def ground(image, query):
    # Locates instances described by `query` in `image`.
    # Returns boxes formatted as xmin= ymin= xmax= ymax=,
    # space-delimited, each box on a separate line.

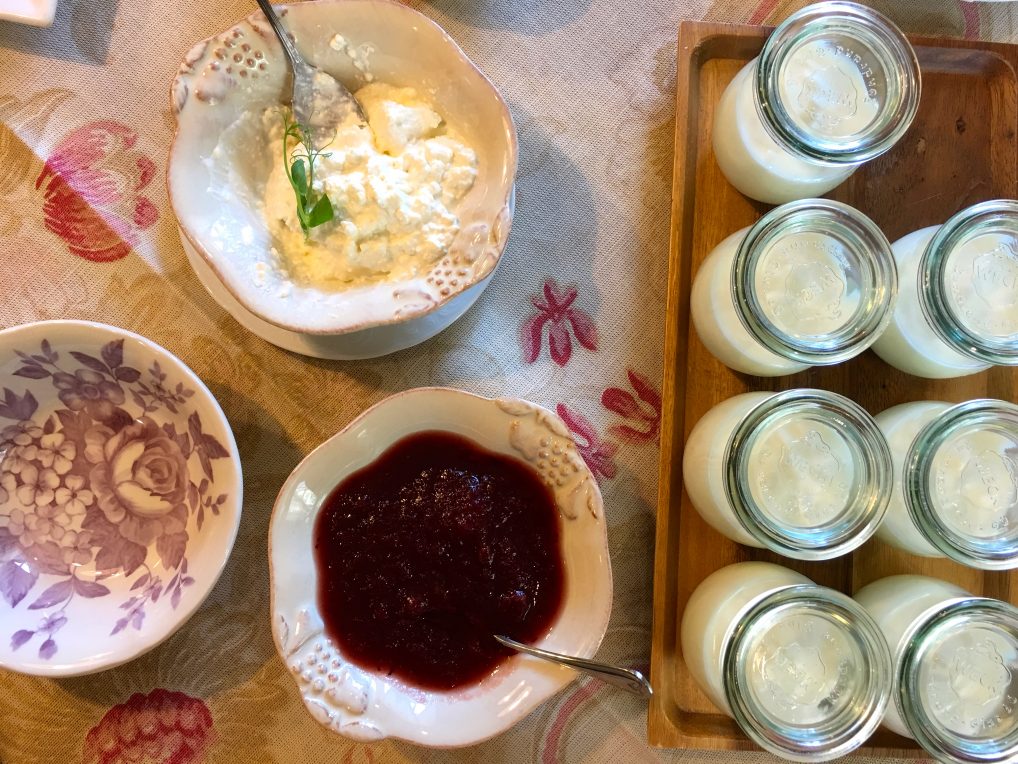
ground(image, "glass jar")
xmin=872 ymin=200 xmax=1018 ymax=378
xmin=691 ymin=199 xmax=897 ymax=377
xmin=682 ymin=561 xmax=891 ymax=761
xmin=854 ymin=575 xmax=1018 ymax=763
xmin=875 ymin=399 xmax=1018 ymax=569
xmin=712 ymin=1 xmax=920 ymax=204
xmin=683 ymin=389 xmax=892 ymax=560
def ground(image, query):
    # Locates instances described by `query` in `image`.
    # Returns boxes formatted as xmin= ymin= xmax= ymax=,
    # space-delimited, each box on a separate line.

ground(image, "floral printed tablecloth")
xmin=1 ymin=0 xmax=1017 ymax=762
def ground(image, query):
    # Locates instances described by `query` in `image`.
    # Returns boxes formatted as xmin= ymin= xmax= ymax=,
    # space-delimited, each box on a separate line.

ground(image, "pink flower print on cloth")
xmin=601 ymin=369 xmax=662 ymax=445
xmin=36 ymin=120 xmax=159 ymax=263
xmin=556 ymin=404 xmax=617 ymax=481
xmin=522 ymin=279 xmax=599 ymax=366
xmin=83 ymin=688 xmax=216 ymax=764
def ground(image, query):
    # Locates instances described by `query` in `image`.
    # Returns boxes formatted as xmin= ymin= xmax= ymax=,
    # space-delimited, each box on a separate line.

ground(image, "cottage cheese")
xmin=262 ymin=84 xmax=478 ymax=286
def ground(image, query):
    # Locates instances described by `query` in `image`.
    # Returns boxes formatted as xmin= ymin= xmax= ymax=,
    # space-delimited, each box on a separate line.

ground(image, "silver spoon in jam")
xmin=494 ymin=634 xmax=653 ymax=697
xmin=255 ymin=0 xmax=366 ymax=147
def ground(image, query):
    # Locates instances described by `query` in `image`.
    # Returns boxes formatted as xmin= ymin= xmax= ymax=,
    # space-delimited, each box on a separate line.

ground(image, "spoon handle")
xmin=254 ymin=0 xmax=304 ymax=73
xmin=494 ymin=635 xmax=653 ymax=698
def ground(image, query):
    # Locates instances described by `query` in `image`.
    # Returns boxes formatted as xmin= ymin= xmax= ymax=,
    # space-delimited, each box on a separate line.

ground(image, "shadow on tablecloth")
xmin=0 ymin=0 xmax=120 ymax=66
xmin=420 ymin=0 xmax=591 ymax=35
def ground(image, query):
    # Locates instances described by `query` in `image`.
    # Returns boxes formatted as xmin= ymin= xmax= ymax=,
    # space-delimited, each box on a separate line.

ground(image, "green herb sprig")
xmin=282 ymin=113 xmax=335 ymax=238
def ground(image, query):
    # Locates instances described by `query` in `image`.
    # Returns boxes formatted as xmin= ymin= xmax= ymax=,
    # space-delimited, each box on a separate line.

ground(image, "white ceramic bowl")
xmin=177 ymin=217 xmax=503 ymax=361
xmin=168 ymin=0 xmax=517 ymax=356
xmin=268 ymin=388 xmax=613 ymax=747
xmin=0 ymin=0 xmax=57 ymax=26
xmin=0 ymin=321 xmax=241 ymax=676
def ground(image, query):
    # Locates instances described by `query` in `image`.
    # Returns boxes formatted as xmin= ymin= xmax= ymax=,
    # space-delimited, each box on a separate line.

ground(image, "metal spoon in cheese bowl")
xmin=494 ymin=634 xmax=653 ymax=697
xmin=254 ymin=0 xmax=365 ymax=146
xmin=169 ymin=1 xmax=518 ymax=359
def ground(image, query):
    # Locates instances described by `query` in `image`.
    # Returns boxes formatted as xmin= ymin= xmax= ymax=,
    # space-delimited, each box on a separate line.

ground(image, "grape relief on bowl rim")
xmin=495 ymin=398 xmax=600 ymax=521
xmin=0 ymin=337 xmax=232 ymax=661
xmin=275 ymin=609 xmax=382 ymax=743
xmin=272 ymin=393 xmax=600 ymax=743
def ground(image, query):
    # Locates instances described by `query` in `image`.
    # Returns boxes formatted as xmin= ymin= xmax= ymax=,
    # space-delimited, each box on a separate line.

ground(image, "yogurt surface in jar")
xmin=683 ymin=389 xmax=892 ymax=559
xmin=682 ymin=562 xmax=891 ymax=761
xmin=875 ymin=400 xmax=1018 ymax=569
xmin=873 ymin=200 xmax=1018 ymax=378
xmin=713 ymin=62 xmax=856 ymax=205
xmin=855 ymin=575 xmax=1018 ymax=763
xmin=712 ymin=2 xmax=920 ymax=204
xmin=690 ymin=199 xmax=897 ymax=377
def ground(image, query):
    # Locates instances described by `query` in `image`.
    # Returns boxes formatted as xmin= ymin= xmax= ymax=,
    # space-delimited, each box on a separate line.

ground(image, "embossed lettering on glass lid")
xmin=758 ymin=1 xmax=920 ymax=162
xmin=735 ymin=199 xmax=897 ymax=365
xmin=900 ymin=599 xmax=1018 ymax=764
xmin=905 ymin=400 xmax=1018 ymax=568
xmin=922 ymin=200 xmax=1018 ymax=365
xmin=725 ymin=586 xmax=891 ymax=761
xmin=727 ymin=389 xmax=893 ymax=558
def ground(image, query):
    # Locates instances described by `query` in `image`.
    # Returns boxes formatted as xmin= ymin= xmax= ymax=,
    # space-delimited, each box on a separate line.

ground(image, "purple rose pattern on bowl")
xmin=0 ymin=334 xmax=233 ymax=668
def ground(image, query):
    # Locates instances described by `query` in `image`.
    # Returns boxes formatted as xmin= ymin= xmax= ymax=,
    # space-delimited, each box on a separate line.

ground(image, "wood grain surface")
xmin=649 ymin=20 xmax=1018 ymax=754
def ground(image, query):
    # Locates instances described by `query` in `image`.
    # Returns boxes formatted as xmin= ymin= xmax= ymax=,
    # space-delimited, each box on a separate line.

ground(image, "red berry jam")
xmin=313 ymin=430 xmax=565 ymax=691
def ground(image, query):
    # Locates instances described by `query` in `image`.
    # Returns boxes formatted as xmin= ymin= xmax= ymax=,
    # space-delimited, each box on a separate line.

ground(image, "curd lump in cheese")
xmin=262 ymin=83 xmax=478 ymax=286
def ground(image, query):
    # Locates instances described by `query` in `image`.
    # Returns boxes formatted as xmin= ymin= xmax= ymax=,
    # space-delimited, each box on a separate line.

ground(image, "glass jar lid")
xmin=899 ymin=598 xmax=1018 ymax=764
xmin=905 ymin=399 xmax=1018 ymax=570
xmin=725 ymin=389 xmax=893 ymax=559
xmin=920 ymin=200 xmax=1018 ymax=366
xmin=756 ymin=1 xmax=921 ymax=164
xmin=733 ymin=199 xmax=898 ymax=365
xmin=724 ymin=585 xmax=891 ymax=762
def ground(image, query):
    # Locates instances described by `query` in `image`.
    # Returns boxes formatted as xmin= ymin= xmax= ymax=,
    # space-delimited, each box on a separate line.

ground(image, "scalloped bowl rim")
xmin=267 ymin=387 xmax=614 ymax=747
xmin=168 ymin=0 xmax=519 ymax=337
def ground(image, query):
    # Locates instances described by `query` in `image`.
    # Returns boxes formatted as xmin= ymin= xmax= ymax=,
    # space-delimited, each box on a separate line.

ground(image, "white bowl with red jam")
xmin=268 ymin=387 xmax=613 ymax=747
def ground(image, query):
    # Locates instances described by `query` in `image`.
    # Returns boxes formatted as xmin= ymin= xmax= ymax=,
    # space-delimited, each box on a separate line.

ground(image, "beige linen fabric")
xmin=0 ymin=0 xmax=1016 ymax=762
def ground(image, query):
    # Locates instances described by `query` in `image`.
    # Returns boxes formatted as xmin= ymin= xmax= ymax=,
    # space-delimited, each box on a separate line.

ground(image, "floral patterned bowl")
xmin=268 ymin=387 xmax=613 ymax=747
xmin=168 ymin=0 xmax=517 ymax=352
xmin=0 ymin=321 xmax=241 ymax=676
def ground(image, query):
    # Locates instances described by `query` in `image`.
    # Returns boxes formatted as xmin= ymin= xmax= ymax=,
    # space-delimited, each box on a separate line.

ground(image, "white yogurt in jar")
xmin=713 ymin=62 xmax=857 ymax=205
xmin=873 ymin=201 xmax=1018 ymax=378
xmin=712 ymin=3 xmax=920 ymax=204
xmin=682 ymin=562 xmax=891 ymax=761
xmin=690 ymin=229 xmax=805 ymax=377
xmin=875 ymin=400 xmax=1018 ymax=568
xmin=874 ymin=400 xmax=950 ymax=556
xmin=690 ymin=199 xmax=897 ymax=377
xmin=682 ymin=562 xmax=811 ymax=712
xmin=683 ymin=389 xmax=892 ymax=559
xmin=855 ymin=575 xmax=1018 ymax=763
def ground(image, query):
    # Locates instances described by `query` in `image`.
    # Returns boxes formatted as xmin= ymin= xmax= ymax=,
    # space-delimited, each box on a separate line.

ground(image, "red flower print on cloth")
xmin=556 ymin=404 xmax=617 ymax=481
xmin=36 ymin=120 xmax=158 ymax=263
xmin=83 ymin=688 xmax=216 ymax=764
xmin=522 ymin=279 xmax=599 ymax=366
xmin=602 ymin=369 xmax=662 ymax=445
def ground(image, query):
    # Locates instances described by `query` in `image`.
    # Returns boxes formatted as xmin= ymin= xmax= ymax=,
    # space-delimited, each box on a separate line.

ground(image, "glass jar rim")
xmin=724 ymin=388 xmax=893 ymax=559
xmin=905 ymin=399 xmax=1018 ymax=569
xmin=724 ymin=584 xmax=892 ymax=762
xmin=755 ymin=1 xmax=921 ymax=164
xmin=919 ymin=199 xmax=1018 ymax=365
xmin=732 ymin=199 xmax=898 ymax=365
xmin=898 ymin=598 xmax=1018 ymax=764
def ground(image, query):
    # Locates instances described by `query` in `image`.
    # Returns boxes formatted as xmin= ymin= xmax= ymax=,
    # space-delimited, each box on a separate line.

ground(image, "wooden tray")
xmin=649 ymin=21 xmax=1018 ymax=755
